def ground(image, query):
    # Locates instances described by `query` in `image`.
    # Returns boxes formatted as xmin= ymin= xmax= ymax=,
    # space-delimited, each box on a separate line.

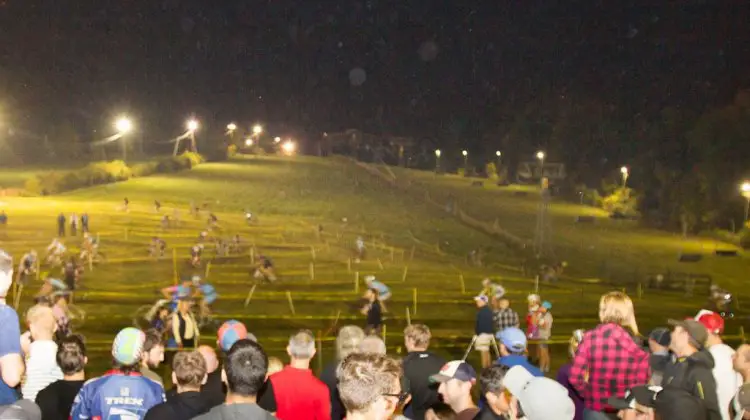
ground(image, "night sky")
xmin=1 ymin=1 xmax=749 ymax=148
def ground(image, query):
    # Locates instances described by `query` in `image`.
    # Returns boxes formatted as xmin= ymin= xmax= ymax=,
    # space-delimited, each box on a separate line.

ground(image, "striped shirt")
xmin=22 ymin=340 xmax=63 ymax=401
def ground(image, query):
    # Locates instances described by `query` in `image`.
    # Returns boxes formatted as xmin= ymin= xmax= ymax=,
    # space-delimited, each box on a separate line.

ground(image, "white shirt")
xmin=22 ymin=340 xmax=63 ymax=401
xmin=709 ymin=343 xmax=742 ymax=420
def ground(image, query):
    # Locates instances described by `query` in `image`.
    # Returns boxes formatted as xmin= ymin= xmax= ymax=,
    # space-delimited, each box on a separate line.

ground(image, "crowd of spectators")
xmin=4 ymin=246 xmax=750 ymax=420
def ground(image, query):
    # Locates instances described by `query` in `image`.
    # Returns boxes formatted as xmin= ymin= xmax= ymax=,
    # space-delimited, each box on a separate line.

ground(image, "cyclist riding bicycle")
xmin=17 ymin=250 xmax=37 ymax=285
xmin=253 ymin=255 xmax=277 ymax=282
xmin=364 ymin=275 xmax=390 ymax=312
xmin=190 ymin=244 xmax=204 ymax=267
xmin=480 ymin=278 xmax=506 ymax=300
xmin=79 ymin=233 xmax=99 ymax=261
xmin=35 ymin=273 xmax=71 ymax=301
xmin=149 ymin=236 xmax=167 ymax=258
xmin=192 ymin=276 xmax=218 ymax=319
xmin=161 ymin=279 xmax=193 ymax=310
xmin=46 ymin=238 xmax=66 ymax=265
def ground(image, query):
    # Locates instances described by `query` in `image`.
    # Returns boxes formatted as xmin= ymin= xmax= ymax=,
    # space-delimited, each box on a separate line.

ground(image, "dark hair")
xmin=479 ymin=365 xmax=507 ymax=395
xmin=143 ymin=329 xmax=163 ymax=352
xmin=57 ymin=334 xmax=86 ymax=375
xmin=224 ymin=339 xmax=268 ymax=396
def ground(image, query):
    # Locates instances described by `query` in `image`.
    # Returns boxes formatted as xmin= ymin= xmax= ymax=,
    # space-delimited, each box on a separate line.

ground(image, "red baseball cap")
xmin=694 ymin=310 xmax=724 ymax=335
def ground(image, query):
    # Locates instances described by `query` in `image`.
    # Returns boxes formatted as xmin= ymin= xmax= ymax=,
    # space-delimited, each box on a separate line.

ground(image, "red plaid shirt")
xmin=569 ymin=323 xmax=650 ymax=412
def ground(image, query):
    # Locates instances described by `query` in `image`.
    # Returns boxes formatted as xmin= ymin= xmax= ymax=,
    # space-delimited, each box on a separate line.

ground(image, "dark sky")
xmin=1 ymin=0 xmax=749 ymax=145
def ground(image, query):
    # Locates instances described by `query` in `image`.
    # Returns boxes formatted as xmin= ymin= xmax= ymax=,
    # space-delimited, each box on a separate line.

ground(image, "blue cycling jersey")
xmin=369 ymin=281 xmax=390 ymax=296
xmin=199 ymin=284 xmax=218 ymax=304
xmin=70 ymin=371 xmax=164 ymax=420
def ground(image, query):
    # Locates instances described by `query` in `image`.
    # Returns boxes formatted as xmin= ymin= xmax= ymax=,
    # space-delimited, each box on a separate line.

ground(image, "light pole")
xmin=245 ymin=138 xmax=254 ymax=147
xmin=434 ymin=149 xmax=441 ymax=173
xmin=536 ymin=151 xmax=545 ymax=184
xmin=495 ymin=150 xmax=502 ymax=177
xmin=115 ymin=117 xmax=133 ymax=162
xmin=620 ymin=166 xmax=629 ymax=188
xmin=274 ymin=136 xmax=281 ymax=144
xmin=462 ymin=150 xmax=468 ymax=174
xmin=187 ymin=119 xmax=199 ymax=153
xmin=741 ymin=182 xmax=750 ymax=222
xmin=226 ymin=123 xmax=237 ymax=144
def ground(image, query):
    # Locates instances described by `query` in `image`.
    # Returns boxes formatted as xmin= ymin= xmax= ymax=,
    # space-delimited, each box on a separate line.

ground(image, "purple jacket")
xmin=556 ymin=363 xmax=584 ymax=420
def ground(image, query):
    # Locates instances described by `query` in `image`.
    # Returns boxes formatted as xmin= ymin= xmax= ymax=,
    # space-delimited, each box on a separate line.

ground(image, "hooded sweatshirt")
xmin=663 ymin=349 xmax=722 ymax=420
xmin=191 ymin=402 xmax=276 ymax=420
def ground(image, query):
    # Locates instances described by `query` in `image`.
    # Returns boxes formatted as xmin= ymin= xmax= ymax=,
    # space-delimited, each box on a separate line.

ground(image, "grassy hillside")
xmin=0 ymin=156 xmax=745 ymax=378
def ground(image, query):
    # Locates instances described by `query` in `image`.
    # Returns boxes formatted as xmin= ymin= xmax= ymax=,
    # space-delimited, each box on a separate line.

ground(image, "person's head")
xmin=142 ymin=329 xmax=165 ymax=368
xmin=359 ymin=335 xmax=387 ymax=355
xmin=733 ymin=344 xmax=750 ymax=374
xmin=267 ymin=357 xmax=284 ymax=375
xmin=191 ymin=275 xmax=202 ymax=286
xmin=217 ymin=320 xmax=249 ymax=353
xmin=609 ymin=385 xmax=706 ymax=420
xmin=482 ymin=278 xmax=491 ymax=287
xmin=287 ymin=329 xmax=316 ymax=361
xmin=527 ymin=294 xmax=540 ymax=311
xmin=365 ymin=275 xmax=376 ymax=286
xmin=337 ymin=352 xmax=403 ymax=420
xmin=404 ymin=324 xmax=431 ymax=352
xmin=541 ymin=301 xmax=552 ymax=312
xmin=425 ymin=402 xmax=456 ymax=420
xmin=599 ymin=291 xmax=639 ymax=335
xmin=26 ymin=304 xmax=57 ymax=341
xmin=497 ymin=298 xmax=510 ymax=310
xmin=569 ymin=329 xmax=585 ymax=358
xmin=503 ymin=365 xmax=575 ymax=419
xmin=365 ymin=288 xmax=379 ymax=302
xmin=694 ymin=310 xmax=724 ymax=339
xmin=668 ymin=319 xmax=707 ymax=356
xmin=474 ymin=295 xmax=488 ymax=308
xmin=197 ymin=345 xmax=219 ymax=373
xmin=733 ymin=383 xmax=750 ymax=420
xmin=222 ymin=339 xmax=268 ymax=397
xmin=112 ymin=327 xmax=146 ymax=373
xmin=53 ymin=293 xmax=68 ymax=307
xmin=0 ymin=249 xmax=13 ymax=298
xmin=497 ymin=327 xmax=527 ymax=356
xmin=156 ymin=307 xmax=169 ymax=320
xmin=647 ymin=328 xmax=671 ymax=353
xmin=171 ymin=351 xmax=207 ymax=392
xmin=480 ymin=366 xmax=511 ymax=415
xmin=57 ymin=334 xmax=87 ymax=377
xmin=336 ymin=325 xmax=366 ymax=360
xmin=431 ymin=360 xmax=477 ymax=408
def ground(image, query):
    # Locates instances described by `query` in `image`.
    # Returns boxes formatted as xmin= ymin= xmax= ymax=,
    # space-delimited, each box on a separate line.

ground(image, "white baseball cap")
xmin=503 ymin=365 xmax=575 ymax=420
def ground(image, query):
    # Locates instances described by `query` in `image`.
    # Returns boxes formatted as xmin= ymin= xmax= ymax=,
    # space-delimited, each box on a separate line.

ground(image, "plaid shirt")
xmin=493 ymin=308 xmax=520 ymax=331
xmin=569 ymin=323 xmax=650 ymax=412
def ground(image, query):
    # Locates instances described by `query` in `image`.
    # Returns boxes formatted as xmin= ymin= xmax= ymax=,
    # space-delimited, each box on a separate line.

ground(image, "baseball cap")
xmin=502 ymin=365 xmax=575 ymax=420
xmin=608 ymin=385 xmax=705 ymax=420
xmin=218 ymin=320 xmax=248 ymax=352
xmin=668 ymin=319 xmax=707 ymax=349
xmin=474 ymin=295 xmax=489 ymax=304
xmin=694 ymin=310 xmax=724 ymax=335
xmin=112 ymin=327 xmax=146 ymax=366
xmin=648 ymin=327 xmax=671 ymax=347
xmin=0 ymin=399 xmax=42 ymax=420
xmin=542 ymin=301 xmax=552 ymax=310
xmin=497 ymin=327 xmax=527 ymax=353
xmin=430 ymin=360 xmax=477 ymax=384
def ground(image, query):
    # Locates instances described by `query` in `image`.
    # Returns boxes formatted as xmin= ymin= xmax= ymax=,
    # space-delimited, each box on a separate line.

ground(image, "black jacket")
xmin=662 ymin=349 xmax=721 ymax=420
xmin=402 ymin=351 xmax=446 ymax=420
xmin=144 ymin=391 xmax=210 ymax=420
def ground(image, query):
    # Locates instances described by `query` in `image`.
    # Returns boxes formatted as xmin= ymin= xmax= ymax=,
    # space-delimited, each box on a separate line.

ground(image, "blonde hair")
xmin=404 ymin=324 xmax=431 ymax=348
xmin=26 ymin=304 xmax=56 ymax=335
xmin=336 ymin=353 xmax=401 ymax=414
xmin=568 ymin=336 xmax=580 ymax=359
xmin=598 ymin=291 xmax=639 ymax=335
xmin=336 ymin=325 xmax=366 ymax=360
xmin=267 ymin=356 xmax=284 ymax=375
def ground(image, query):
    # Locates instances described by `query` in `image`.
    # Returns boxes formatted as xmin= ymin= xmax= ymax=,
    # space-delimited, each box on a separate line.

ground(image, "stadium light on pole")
xmin=434 ymin=149 xmax=441 ymax=172
xmin=115 ymin=117 xmax=133 ymax=162
xmin=227 ymin=123 xmax=237 ymax=132
xmin=274 ymin=136 xmax=281 ymax=143
xmin=741 ymin=181 xmax=750 ymax=222
xmin=281 ymin=140 xmax=296 ymax=154
xmin=186 ymin=119 xmax=199 ymax=153
xmin=495 ymin=150 xmax=502 ymax=173
xmin=245 ymin=138 xmax=254 ymax=147
xmin=252 ymin=124 xmax=263 ymax=135
xmin=462 ymin=149 xmax=468 ymax=172
xmin=536 ymin=151 xmax=545 ymax=184
xmin=620 ymin=166 xmax=629 ymax=188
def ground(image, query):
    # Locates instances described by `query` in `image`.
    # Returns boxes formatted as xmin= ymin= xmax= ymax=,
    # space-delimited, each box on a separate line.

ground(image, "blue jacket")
xmin=475 ymin=306 xmax=494 ymax=334
xmin=71 ymin=370 xmax=165 ymax=420
xmin=495 ymin=355 xmax=544 ymax=377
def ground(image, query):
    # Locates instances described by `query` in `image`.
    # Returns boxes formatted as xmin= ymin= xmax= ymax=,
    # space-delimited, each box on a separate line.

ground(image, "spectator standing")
xmin=478 ymin=366 xmax=511 ymax=419
xmin=359 ymin=336 xmax=386 ymax=355
xmin=362 ymin=288 xmax=383 ymax=335
xmin=608 ymin=384 xmax=706 ymax=420
xmin=474 ymin=295 xmax=495 ymax=369
xmin=556 ymin=330 xmax=585 ymax=420
xmin=696 ymin=310 xmax=742 ymax=420
xmin=730 ymin=383 xmax=750 ymax=420
xmin=141 ymin=330 xmax=165 ymax=386
xmin=71 ymin=328 xmax=165 ymax=420
xmin=733 ymin=344 xmax=750 ymax=383
xmin=646 ymin=327 xmax=671 ymax=386
xmin=401 ymin=324 xmax=446 ymax=420
xmin=503 ymin=365 xmax=576 ymax=420
xmin=261 ymin=330 xmax=330 ymax=420
xmin=0 ymin=250 xmax=24 ymax=405
xmin=0 ymin=211 xmax=7 ymax=226
xmin=69 ymin=214 xmax=78 ymax=237
xmin=495 ymin=327 xmax=543 ymax=377
xmin=193 ymin=339 xmax=275 ymax=420
xmin=144 ymin=351 xmax=210 ymax=420
xmin=431 ymin=360 xmax=479 ymax=420
xmin=337 ymin=353 xmax=404 ymax=420
xmin=56 ymin=214 xmax=65 ymax=237
xmin=537 ymin=301 xmax=554 ymax=373
xmin=21 ymin=305 xmax=63 ymax=402
xmin=569 ymin=291 xmax=650 ymax=420
xmin=172 ymin=298 xmax=199 ymax=349
xmin=197 ymin=345 xmax=224 ymax=408
xmin=35 ymin=335 xmax=86 ymax=420
xmin=80 ymin=213 xmax=89 ymax=234
xmin=526 ymin=294 xmax=541 ymax=364
xmin=665 ymin=318 xmax=721 ymax=420
xmin=493 ymin=297 xmax=519 ymax=334
xmin=320 ymin=325 xmax=365 ymax=420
